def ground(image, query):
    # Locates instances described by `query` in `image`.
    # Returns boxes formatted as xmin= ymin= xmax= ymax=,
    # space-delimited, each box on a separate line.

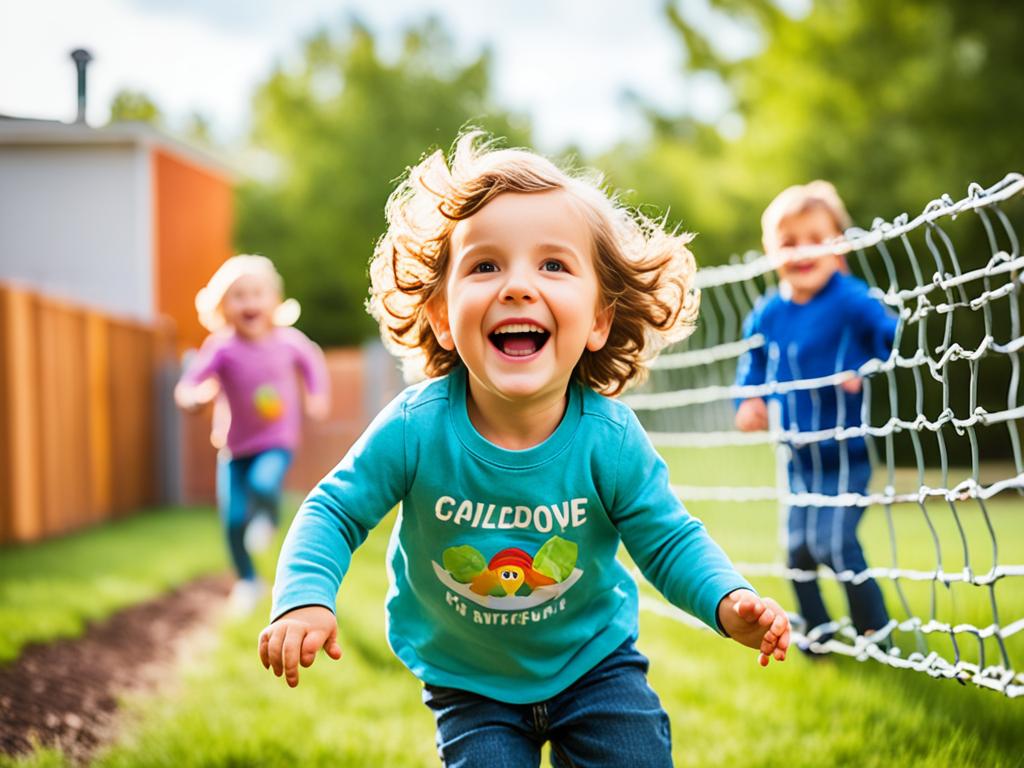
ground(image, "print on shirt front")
xmin=431 ymin=494 xmax=588 ymax=626
xmin=253 ymin=383 xmax=283 ymax=420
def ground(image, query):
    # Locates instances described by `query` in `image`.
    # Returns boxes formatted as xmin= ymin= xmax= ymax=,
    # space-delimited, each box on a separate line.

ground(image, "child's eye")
xmin=541 ymin=260 xmax=565 ymax=272
xmin=472 ymin=262 xmax=498 ymax=274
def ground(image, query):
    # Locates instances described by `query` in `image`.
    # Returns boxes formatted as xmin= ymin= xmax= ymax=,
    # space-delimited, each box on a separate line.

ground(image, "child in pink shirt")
xmin=176 ymin=255 xmax=329 ymax=612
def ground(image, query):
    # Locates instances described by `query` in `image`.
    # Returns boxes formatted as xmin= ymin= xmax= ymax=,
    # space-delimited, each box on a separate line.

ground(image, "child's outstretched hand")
xmin=175 ymin=378 xmax=220 ymax=413
xmin=258 ymin=605 xmax=342 ymax=687
xmin=717 ymin=589 xmax=790 ymax=667
xmin=304 ymin=392 xmax=330 ymax=421
xmin=840 ymin=376 xmax=863 ymax=394
xmin=735 ymin=397 xmax=769 ymax=432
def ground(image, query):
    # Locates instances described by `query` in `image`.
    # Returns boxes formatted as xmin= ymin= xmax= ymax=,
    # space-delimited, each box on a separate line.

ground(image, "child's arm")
xmin=258 ymin=393 xmax=409 ymax=686
xmin=174 ymin=377 xmax=220 ymax=412
xmin=610 ymin=411 xmax=788 ymax=664
xmin=837 ymin=282 xmax=899 ymax=394
xmin=734 ymin=304 xmax=769 ymax=431
xmin=717 ymin=589 xmax=790 ymax=666
xmin=174 ymin=337 xmax=224 ymax=412
xmin=850 ymin=282 xmax=899 ymax=363
xmin=286 ymin=328 xmax=331 ymax=420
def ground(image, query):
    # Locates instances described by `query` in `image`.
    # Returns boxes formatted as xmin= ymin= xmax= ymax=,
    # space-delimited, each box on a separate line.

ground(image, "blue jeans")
xmin=787 ymin=455 xmax=889 ymax=641
xmin=421 ymin=639 xmax=672 ymax=768
xmin=216 ymin=448 xmax=292 ymax=580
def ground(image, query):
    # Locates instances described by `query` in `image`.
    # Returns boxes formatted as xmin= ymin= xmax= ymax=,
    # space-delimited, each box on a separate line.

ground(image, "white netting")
xmin=626 ymin=174 xmax=1024 ymax=697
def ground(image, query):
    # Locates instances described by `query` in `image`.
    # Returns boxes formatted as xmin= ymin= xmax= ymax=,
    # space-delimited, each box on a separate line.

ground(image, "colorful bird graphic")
xmin=468 ymin=547 xmax=556 ymax=596
xmin=441 ymin=537 xmax=577 ymax=599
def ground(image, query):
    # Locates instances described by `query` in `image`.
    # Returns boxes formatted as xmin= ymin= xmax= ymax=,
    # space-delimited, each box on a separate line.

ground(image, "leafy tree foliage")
xmin=108 ymin=88 xmax=164 ymax=125
xmin=236 ymin=18 xmax=531 ymax=346
xmin=602 ymin=0 xmax=1024 ymax=265
xmin=604 ymin=0 xmax=1024 ymax=463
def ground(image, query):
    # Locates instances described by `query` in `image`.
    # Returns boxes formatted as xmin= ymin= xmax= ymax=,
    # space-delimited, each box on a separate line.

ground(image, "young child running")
xmin=259 ymin=134 xmax=790 ymax=767
xmin=735 ymin=181 xmax=897 ymax=651
xmin=176 ymin=255 xmax=329 ymax=614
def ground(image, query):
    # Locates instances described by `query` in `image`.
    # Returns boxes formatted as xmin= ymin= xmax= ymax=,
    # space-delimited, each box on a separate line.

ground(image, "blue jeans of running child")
xmin=786 ymin=451 xmax=889 ymax=645
xmin=216 ymin=448 xmax=292 ymax=581
xmin=422 ymin=639 xmax=672 ymax=768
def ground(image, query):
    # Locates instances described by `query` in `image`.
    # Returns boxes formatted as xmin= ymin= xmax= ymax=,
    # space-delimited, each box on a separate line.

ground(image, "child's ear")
xmin=425 ymin=296 xmax=456 ymax=352
xmin=585 ymin=303 xmax=614 ymax=352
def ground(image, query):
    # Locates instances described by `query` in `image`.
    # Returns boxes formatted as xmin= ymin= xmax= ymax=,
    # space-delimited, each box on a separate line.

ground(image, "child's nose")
xmin=499 ymin=268 xmax=535 ymax=303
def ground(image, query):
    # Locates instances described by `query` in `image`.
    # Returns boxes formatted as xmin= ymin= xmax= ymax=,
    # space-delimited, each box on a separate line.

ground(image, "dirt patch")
xmin=0 ymin=573 xmax=232 ymax=764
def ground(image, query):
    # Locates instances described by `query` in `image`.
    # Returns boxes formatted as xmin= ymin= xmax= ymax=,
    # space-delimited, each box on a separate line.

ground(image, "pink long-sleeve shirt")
xmin=180 ymin=327 xmax=328 ymax=458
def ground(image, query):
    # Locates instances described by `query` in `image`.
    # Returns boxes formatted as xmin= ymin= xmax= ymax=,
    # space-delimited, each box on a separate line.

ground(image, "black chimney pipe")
xmin=70 ymin=48 xmax=93 ymax=124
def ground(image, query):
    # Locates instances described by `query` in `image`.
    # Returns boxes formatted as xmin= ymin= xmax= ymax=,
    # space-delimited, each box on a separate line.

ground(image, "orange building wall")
xmin=151 ymin=148 xmax=234 ymax=355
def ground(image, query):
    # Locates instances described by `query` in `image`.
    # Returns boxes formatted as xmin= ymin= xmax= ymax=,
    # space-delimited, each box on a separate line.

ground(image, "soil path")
xmin=0 ymin=574 xmax=232 ymax=764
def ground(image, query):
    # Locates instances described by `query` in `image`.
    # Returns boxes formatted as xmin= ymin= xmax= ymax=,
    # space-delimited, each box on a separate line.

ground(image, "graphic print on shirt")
xmin=434 ymin=536 xmax=582 ymax=610
xmin=253 ymin=384 xmax=283 ymax=420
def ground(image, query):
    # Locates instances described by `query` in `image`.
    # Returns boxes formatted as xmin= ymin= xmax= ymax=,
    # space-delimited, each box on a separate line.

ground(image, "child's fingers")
xmin=299 ymin=630 xmax=322 ymax=667
xmin=775 ymin=623 xmax=791 ymax=660
xmin=282 ymin=625 xmax=305 ymax=687
xmin=768 ymin=609 xmax=788 ymax=639
xmin=299 ymin=628 xmax=342 ymax=667
xmin=325 ymin=632 xmax=343 ymax=660
xmin=265 ymin=624 xmax=288 ymax=678
xmin=734 ymin=596 xmax=765 ymax=623
xmin=758 ymin=609 xmax=791 ymax=662
xmin=257 ymin=627 xmax=272 ymax=669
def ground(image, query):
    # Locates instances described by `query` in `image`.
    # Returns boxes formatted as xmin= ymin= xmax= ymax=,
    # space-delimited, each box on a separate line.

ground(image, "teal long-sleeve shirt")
xmin=272 ymin=365 xmax=753 ymax=704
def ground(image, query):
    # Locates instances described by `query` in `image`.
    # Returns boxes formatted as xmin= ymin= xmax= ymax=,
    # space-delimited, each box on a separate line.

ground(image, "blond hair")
xmin=367 ymin=132 xmax=700 ymax=395
xmin=194 ymin=254 xmax=300 ymax=332
xmin=761 ymin=180 xmax=852 ymax=254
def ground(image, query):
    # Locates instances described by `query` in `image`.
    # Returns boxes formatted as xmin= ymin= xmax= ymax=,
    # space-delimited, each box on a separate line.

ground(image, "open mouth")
xmin=488 ymin=322 xmax=551 ymax=358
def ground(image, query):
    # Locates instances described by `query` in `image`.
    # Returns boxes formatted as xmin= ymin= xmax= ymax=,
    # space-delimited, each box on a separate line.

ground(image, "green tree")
xmin=107 ymin=89 xmax=163 ymax=126
xmin=236 ymin=17 xmax=532 ymax=346
xmin=608 ymin=0 xmax=1024 ymax=463
xmin=603 ymin=0 xmax=1024 ymax=264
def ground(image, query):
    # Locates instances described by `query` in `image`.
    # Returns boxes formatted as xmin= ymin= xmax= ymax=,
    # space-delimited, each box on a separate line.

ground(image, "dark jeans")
xmin=421 ymin=639 xmax=672 ymax=768
xmin=787 ymin=456 xmax=889 ymax=642
xmin=216 ymin=448 xmax=292 ymax=580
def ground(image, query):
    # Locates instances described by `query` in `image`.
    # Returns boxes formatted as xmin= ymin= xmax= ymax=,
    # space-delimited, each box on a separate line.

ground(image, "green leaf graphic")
xmin=532 ymin=536 xmax=577 ymax=582
xmin=442 ymin=545 xmax=486 ymax=583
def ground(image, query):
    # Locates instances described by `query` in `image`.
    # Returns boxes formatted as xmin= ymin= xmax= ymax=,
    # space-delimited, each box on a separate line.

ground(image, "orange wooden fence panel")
xmin=0 ymin=286 xmax=42 ymax=542
xmin=0 ymin=283 xmax=170 ymax=544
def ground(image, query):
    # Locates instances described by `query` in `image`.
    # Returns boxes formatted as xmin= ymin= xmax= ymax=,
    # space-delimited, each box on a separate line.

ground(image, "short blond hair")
xmin=194 ymin=254 xmax=300 ymax=332
xmin=761 ymin=180 xmax=852 ymax=254
xmin=367 ymin=132 xmax=700 ymax=395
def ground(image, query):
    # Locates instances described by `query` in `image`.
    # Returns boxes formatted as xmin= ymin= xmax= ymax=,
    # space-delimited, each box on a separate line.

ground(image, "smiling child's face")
xmin=772 ymin=204 xmax=845 ymax=304
xmin=428 ymin=189 xmax=613 ymax=406
xmin=222 ymin=272 xmax=279 ymax=340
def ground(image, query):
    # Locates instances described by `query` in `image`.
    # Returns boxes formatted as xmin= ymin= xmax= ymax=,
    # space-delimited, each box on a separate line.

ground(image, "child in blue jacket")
xmin=736 ymin=181 xmax=896 ymax=650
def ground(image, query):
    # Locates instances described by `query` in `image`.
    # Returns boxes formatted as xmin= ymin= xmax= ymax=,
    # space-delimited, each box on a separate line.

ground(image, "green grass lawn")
xmin=0 ymin=507 xmax=226 ymax=663
xmin=2 ymin=450 xmax=1021 ymax=767
xmin=666 ymin=443 xmax=1024 ymax=678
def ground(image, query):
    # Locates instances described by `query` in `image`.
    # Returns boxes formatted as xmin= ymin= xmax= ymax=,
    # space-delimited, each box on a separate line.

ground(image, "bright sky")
xmin=0 ymin=0 xmax=754 ymax=153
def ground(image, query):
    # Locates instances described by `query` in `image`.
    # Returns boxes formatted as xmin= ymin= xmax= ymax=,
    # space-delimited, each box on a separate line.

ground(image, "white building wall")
xmin=0 ymin=144 xmax=153 ymax=319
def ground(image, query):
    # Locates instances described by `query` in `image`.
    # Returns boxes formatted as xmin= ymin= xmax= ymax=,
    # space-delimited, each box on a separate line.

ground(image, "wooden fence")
xmin=0 ymin=283 xmax=172 ymax=544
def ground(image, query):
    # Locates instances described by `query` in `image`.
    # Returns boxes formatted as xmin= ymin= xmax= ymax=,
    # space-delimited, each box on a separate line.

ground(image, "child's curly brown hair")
xmin=367 ymin=132 xmax=700 ymax=396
